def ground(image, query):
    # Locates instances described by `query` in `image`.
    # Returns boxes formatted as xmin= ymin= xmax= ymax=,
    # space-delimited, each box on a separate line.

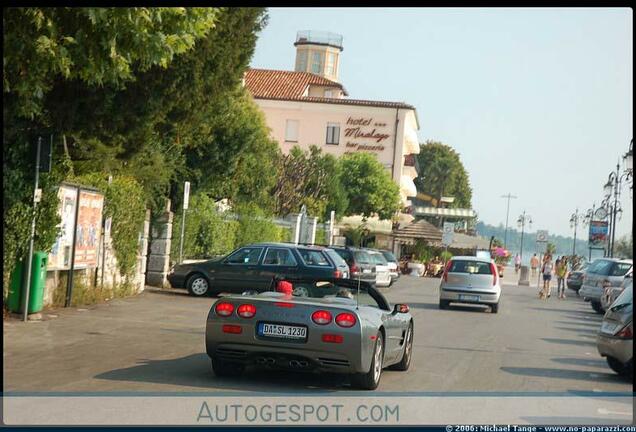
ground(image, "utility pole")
xmin=569 ymin=208 xmax=581 ymax=257
xmin=501 ymin=193 xmax=517 ymax=249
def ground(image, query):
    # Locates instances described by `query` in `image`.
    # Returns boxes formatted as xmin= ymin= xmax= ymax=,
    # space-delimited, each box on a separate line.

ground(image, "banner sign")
xmin=48 ymin=186 xmax=78 ymax=270
xmin=74 ymin=190 xmax=104 ymax=268
xmin=588 ymin=220 xmax=609 ymax=249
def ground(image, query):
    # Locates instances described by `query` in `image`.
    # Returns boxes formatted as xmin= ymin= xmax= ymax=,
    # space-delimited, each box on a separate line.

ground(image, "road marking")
xmin=598 ymin=408 xmax=631 ymax=416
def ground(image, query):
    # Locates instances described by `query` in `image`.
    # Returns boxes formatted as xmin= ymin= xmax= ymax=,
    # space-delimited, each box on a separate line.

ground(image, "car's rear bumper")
xmin=440 ymin=287 xmax=500 ymax=305
xmin=580 ymin=284 xmax=602 ymax=301
xmin=389 ymin=272 xmax=399 ymax=282
xmin=208 ymin=342 xmax=365 ymax=373
xmin=597 ymin=333 xmax=633 ymax=364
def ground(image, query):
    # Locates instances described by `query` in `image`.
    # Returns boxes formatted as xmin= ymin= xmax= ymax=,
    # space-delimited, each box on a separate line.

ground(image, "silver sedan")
xmin=438 ymin=256 xmax=502 ymax=313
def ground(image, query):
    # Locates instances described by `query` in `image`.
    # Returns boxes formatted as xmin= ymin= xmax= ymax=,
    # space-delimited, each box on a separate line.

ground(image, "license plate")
xmin=600 ymin=321 xmax=621 ymax=335
xmin=459 ymin=294 xmax=480 ymax=302
xmin=258 ymin=323 xmax=307 ymax=340
xmin=363 ymin=269 xmax=371 ymax=274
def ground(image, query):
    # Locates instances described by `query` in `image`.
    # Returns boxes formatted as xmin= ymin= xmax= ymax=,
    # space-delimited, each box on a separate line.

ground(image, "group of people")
xmin=538 ymin=254 xmax=569 ymax=300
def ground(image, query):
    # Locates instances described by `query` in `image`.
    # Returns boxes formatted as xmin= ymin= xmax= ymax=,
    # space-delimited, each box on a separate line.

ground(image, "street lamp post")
xmin=603 ymin=158 xmax=630 ymax=258
xmin=569 ymin=209 xmax=584 ymax=257
xmin=501 ymin=193 xmax=517 ymax=249
xmin=517 ymin=211 xmax=532 ymax=261
xmin=583 ymin=203 xmax=596 ymax=261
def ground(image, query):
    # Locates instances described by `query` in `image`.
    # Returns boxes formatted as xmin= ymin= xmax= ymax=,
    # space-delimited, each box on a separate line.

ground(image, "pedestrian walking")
xmin=530 ymin=253 xmax=539 ymax=278
xmin=514 ymin=254 xmax=521 ymax=274
xmin=540 ymin=254 xmax=554 ymax=299
xmin=556 ymin=258 xmax=568 ymax=299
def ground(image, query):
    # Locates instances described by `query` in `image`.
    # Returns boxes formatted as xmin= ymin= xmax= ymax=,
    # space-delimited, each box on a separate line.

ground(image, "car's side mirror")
xmin=393 ymin=304 xmax=409 ymax=314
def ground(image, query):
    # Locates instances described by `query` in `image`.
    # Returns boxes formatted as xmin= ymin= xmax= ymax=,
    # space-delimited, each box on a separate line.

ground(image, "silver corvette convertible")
xmin=205 ymin=278 xmax=414 ymax=390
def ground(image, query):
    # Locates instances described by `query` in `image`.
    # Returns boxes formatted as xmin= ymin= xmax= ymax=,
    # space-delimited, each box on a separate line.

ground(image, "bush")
xmin=234 ymin=203 xmax=284 ymax=247
xmin=171 ymin=193 xmax=237 ymax=260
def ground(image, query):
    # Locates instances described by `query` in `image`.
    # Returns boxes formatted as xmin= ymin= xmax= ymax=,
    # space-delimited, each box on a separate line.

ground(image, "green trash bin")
xmin=7 ymin=259 xmax=25 ymax=313
xmin=6 ymin=252 xmax=47 ymax=314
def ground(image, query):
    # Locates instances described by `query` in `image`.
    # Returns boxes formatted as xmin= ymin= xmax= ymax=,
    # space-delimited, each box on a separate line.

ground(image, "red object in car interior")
xmin=215 ymin=302 xmax=234 ymax=317
xmin=276 ymin=280 xmax=293 ymax=295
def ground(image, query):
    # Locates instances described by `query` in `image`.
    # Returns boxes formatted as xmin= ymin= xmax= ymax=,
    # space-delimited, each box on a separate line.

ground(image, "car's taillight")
xmin=335 ymin=312 xmax=356 ymax=328
xmin=237 ymin=304 xmax=256 ymax=318
xmin=350 ymin=264 xmax=359 ymax=274
xmin=222 ymin=324 xmax=242 ymax=334
xmin=442 ymin=261 xmax=452 ymax=282
xmin=312 ymin=310 xmax=332 ymax=325
xmin=490 ymin=263 xmax=497 ymax=286
xmin=334 ymin=270 xmax=343 ymax=278
xmin=215 ymin=302 xmax=234 ymax=317
xmin=322 ymin=334 xmax=344 ymax=343
xmin=616 ymin=325 xmax=633 ymax=339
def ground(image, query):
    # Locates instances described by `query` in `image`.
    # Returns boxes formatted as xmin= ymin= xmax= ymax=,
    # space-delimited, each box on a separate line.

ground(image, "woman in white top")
xmin=540 ymin=255 xmax=554 ymax=299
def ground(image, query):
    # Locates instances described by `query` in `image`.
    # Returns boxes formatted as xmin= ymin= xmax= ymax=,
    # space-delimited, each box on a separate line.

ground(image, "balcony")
xmin=404 ymin=154 xmax=420 ymax=171
xmin=295 ymin=31 xmax=343 ymax=50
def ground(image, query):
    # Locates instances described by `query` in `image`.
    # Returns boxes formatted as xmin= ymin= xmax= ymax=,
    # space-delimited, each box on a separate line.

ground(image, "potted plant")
xmin=493 ymin=247 xmax=511 ymax=278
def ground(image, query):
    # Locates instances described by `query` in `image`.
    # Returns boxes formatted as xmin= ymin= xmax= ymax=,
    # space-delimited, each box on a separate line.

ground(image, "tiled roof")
xmin=393 ymin=219 xmax=443 ymax=242
xmin=244 ymin=68 xmax=415 ymax=110
xmin=244 ymin=68 xmax=347 ymax=99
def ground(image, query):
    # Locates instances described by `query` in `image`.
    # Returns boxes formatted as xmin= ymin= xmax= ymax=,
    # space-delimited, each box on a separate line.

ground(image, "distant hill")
xmin=475 ymin=221 xmax=597 ymax=260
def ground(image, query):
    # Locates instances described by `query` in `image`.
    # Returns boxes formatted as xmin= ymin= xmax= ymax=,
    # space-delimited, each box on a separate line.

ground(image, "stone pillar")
xmin=136 ymin=209 xmax=151 ymax=292
xmin=146 ymin=200 xmax=173 ymax=288
xmin=518 ymin=265 xmax=530 ymax=286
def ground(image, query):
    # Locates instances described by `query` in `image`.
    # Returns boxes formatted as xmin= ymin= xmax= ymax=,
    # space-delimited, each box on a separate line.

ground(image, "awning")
xmin=402 ymin=164 xmax=417 ymax=180
xmin=392 ymin=219 xmax=442 ymax=245
xmin=338 ymin=215 xmax=394 ymax=235
xmin=403 ymin=127 xmax=420 ymax=155
xmin=429 ymin=232 xmax=491 ymax=250
xmin=400 ymin=175 xmax=417 ymax=198
xmin=413 ymin=207 xmax=477 ymax=218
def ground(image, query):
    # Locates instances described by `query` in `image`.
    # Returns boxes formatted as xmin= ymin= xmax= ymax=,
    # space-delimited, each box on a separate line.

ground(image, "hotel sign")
xmin=344 ymin=117 xmax=391 ymax=153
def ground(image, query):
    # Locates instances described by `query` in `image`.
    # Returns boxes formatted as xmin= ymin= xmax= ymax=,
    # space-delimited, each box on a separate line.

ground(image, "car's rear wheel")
xmin=439 ymin=299 xmax=449 ymax=309
xmin=391 ymin=322 xmax=413 ymax=371
xmin=491 ymin=303 xmax=499 ymax=314
xmin=591 ymin=301 xmax=605 ymax=314
xmin=211 ymin=357 xmax=244 ymax=377
xmin=351 ymin=331 xmax=384 ymax=390
xmin=606 ymin=357 xmax=628 ymax=376
xmin=187 ymin=273 xmax=211 ymax=297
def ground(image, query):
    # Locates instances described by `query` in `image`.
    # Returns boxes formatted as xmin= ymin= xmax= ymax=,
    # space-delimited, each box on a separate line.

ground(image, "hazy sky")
xmin=250 ymin=8 xmax=633 ymax=239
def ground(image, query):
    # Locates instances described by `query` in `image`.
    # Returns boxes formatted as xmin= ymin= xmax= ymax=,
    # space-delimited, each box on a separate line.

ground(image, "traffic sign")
xmin=536 ymin=230 xmax=549 ymax=243
xmin=442 ymin=222 xmax=454 ymax=246
xmin=183 ymin=181 xmax=190 ymax=210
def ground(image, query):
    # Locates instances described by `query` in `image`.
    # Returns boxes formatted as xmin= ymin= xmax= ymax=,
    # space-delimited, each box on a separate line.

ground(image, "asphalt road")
xmin=3 ymin=275 xmax=633 ymax=394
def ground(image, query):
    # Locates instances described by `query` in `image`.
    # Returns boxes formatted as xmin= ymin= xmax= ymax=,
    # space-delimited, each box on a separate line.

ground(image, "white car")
xmin=368 ymin=250 xmax=392 ymax=287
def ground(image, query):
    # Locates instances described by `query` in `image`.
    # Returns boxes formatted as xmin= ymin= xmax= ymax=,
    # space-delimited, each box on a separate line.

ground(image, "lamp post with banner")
xmin=569 ymin=208 xmax=585 ymax=257
xmin=536 ymin=230 xmax=548 ymax=287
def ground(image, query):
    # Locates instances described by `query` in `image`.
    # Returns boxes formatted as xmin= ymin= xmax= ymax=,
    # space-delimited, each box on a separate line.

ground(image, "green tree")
xmin=3 ymin=7 xmax=220 ymax=119
xmin=414 ymin=140 xmax=472 ymax=209
xmin=339 ymin=153 xmax=401 ymax=220
xmin=614 ymin=235 xmax=633 ymax=259
xmin=272 ymin=145 xmax=348 ymax=219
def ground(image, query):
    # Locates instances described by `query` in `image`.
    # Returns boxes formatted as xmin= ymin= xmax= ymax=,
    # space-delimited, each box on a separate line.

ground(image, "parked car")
xmin=566 ymin=262 xmax=589 ymax=292
xmin=597 ymin=281 xmax=633 ymax=378
xmin=379 ymin=250 xmax=400 ymax=284
xmin=330 ymin=246 xmax=377 ymax=285
xmin=601 ymin=271 xmax=632 ymax=312
xmin=367 ymin=250 xmax=392 ymax=288
xmin=167 ymin=243 xmax=349 ymax=297
xmin=439 ymin=256 xmax=501 ymax=313
xmin=579 ymin=258 xmax=633 ymax=314
xmin=205 ymin=277 xmax=414 ymax=390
